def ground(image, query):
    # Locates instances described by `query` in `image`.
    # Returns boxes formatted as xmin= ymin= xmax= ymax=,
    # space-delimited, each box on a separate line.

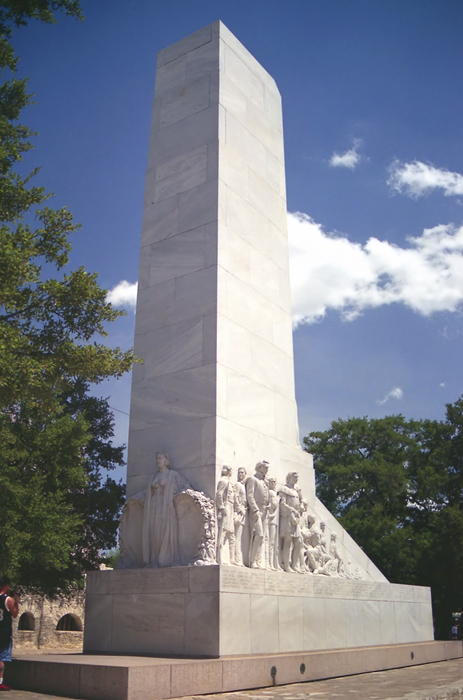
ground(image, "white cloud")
xmin=288 ymin=213 xmax=463 ymax=326
xmin=439 ymin=382 xmax=446 ymax=388
xmin=388 ymin=160 xmax=463 ymax=198
xmin=377 ymin=386 xmax=403 ymax=405
xmin=108 ymin=214 xmax=463 ymax=329
xmin=329 ymin=139 xmax=362 ymax=169
xmin=106 ymin=280 xmax=138 ymax=308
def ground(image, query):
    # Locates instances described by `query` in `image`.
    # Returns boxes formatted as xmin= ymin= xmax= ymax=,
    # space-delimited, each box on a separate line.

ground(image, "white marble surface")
xmin=127 ymin=20 xmax=316 ymax=505
xmin=310 ymin=495 xmax=387 ymax=582
xmin=84 ymin=567 xmax=434 ymax=657
xmin=123 ymin=20 xmax=395 ymax=592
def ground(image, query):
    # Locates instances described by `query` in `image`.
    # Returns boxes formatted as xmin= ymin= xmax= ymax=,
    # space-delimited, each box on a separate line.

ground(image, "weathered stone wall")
xmin=13 ymin=592 xmax=84 ymax=651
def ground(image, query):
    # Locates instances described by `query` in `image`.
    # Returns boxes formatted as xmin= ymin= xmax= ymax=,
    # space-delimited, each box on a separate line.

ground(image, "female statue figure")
xmin=142 ymin=452 xmax=190 ymax=567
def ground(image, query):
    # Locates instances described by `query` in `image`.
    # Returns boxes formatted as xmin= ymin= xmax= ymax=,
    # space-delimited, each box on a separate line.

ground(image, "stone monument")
xmin=84 ymin=20 xmax=434 ymax=657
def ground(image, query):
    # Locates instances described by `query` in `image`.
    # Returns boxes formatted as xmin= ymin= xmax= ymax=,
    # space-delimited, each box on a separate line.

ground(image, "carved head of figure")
xmin=267 ymin=476 xmax=277 ymax=491
xmin=221 ymin=465 xmax=232 ymax=477
xmin=237 ymin=467 xmax=246 ymax=483
xmin=330 ymin=533 xmax=337 ymax=541
xmin=255 ymin=460 xmax=269 ymax=478
xmin=156 ymin=452 xmax=170 ymax=471
xmin=286 ymin=471 xmax=298 ymax=488
xmin=320 ymin=521 xmax=326 ymax=532
xmin=306 ymin=513 xmax=316 ymax=529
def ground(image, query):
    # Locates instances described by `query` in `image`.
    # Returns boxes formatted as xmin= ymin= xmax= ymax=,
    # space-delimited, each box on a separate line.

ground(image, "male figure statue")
xmin=246 ymin=460 xmax=270 ymax=569
xmin=311 ymin=522 xmax=335 ymax=575
xmin=279 ymin=472 xmax=304 ymax=573
xmin=329 ymin=532 xmax=344 ymax=576
xmin=215 ymin=465 xmax=236 ymax=565
xmin=317 ymin=532 xmax=344 ymax=577
xmin=267 ymin=477 xmax=281 ymax=571
xmin=292 ymin=498 xmax=309 ymax=572
xmin=319 ymin=521 xmax=329 ymax=558
xmin=301 ymin=511 xmax=318 ymax=572
xmin=233 ymin=467 xmax=247 ymax=566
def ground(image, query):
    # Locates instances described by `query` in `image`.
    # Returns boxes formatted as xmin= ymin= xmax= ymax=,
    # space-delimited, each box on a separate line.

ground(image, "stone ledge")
xmin=84 ymin=567 xmax=434 ymax=656
xmin=87 ymin=565 xmax=429 ymax=601
xmin=8 ymin=641 xmax=463 ymax=700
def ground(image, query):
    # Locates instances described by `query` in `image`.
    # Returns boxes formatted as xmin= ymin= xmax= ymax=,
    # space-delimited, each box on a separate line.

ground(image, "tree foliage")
xmin=304 ymin=398 xmax=463 ymax=638
xmin=0 ymin=1 xmax=133 ymax=593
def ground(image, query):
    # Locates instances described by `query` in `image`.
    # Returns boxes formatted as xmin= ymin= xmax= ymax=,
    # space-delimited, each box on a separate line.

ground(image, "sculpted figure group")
xmin=214 ymin=460 xmax=362 ymax=578
xmin=119 ymin=452 xmax=362 ymax=578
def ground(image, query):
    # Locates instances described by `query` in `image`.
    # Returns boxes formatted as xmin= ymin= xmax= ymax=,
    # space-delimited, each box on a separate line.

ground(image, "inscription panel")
xmin=264 ymin=571 xmax=314 ymax=597
xmin=313 ymin=576 xmax=349 ymax=598
xmin=218 ymin=567 xmax=429 ymax=603
xmin=108 ymin=567 xmax=190 ymax=595
xmin=220 ymin=566 xmax=265 ymax=593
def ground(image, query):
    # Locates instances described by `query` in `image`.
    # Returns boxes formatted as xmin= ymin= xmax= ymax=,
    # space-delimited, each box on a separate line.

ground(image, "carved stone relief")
xmin=233 ymin=468 xmax=247 ymax=566
xmin=142 ymin=452 xmax=190 ymax=567
xmin=245 ymin=460 xmax=270 ymax=569
xmin=267 ymin=477 xmax=281 ymax=571
xmin=119 ymin=453 xmax=367 ymax=578
xmin=279 ymin=472 xmax=304 ymax=573
xmin=215 ymin=466 xmax=236 ymax=565
xmin=119 ymin=452 xmax=215 ymax=568
xmin=176 ymin=489 xmax=216 ymax=566
xmin=211 ymin=462 xmax=366 ymax=578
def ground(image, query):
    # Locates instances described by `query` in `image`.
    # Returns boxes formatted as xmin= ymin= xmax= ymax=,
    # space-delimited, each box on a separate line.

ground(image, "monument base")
xmin=10 ymin=642 xmax=463 ymax=700
xmin=84 ymin=566 xmax=434 ymax=657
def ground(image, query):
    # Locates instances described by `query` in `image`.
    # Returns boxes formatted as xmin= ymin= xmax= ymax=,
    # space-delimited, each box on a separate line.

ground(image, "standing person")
xmin=0 ymin=577 xmax=19 ymax=692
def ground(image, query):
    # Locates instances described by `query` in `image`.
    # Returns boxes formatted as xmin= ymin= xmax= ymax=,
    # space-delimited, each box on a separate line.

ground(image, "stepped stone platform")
xmin=9 ymin=641 xmax=463 ymax=700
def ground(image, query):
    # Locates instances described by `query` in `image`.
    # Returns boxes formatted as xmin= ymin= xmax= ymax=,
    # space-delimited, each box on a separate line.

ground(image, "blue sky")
xmin=11 ymin=0 xmax=463 ymax=478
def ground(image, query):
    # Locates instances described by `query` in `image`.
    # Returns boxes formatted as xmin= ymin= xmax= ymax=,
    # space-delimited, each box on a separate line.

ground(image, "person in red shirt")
xmin=0 ymin=578 xmax=19 ymax=692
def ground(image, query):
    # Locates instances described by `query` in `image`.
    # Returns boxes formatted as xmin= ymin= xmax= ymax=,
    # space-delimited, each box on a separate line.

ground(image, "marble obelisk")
xmin=84 ymin=22 xmax=434 ymax=658
xmin=122 ymin=20 xmax=391 ymax=578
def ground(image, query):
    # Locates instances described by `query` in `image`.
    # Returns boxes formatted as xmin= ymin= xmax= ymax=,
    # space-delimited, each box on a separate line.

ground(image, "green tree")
xmin=0 ymin=1 xmax=134 ymax=592
xmin=304 ymin=402 xmax=463 ymax=639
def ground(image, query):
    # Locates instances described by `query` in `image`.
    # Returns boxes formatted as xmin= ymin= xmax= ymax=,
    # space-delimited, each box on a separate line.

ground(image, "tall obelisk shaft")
xmin=127 ymin=21 xmax=313 ymax=500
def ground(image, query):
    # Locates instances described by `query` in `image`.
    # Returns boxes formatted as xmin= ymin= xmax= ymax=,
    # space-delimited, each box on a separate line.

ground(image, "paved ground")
xmin=3 ymin=658 xmax=463 ymax=699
